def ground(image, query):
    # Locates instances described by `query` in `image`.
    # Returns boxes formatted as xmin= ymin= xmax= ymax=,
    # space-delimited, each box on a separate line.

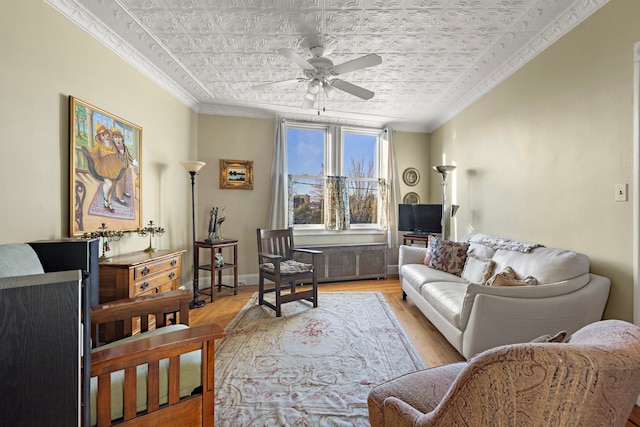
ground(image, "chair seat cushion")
xmin=260 ymin=259 xmax=314 ymax=275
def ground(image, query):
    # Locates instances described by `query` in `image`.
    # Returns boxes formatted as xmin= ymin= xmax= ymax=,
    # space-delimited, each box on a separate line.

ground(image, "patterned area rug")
xmin=214 ymin=292 xmax=426 ymax=426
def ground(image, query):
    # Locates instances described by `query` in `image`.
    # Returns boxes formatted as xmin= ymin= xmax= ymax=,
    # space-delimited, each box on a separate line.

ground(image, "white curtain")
xmin=325 ymin=176 xmax=350 ymax=230
xmin=383 ymin=127 xmax=401 ymax=248
xmin=266 ymin=117 xmax=287 ymax=229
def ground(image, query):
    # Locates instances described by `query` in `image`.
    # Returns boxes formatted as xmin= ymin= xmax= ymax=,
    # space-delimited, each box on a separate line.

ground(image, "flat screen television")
xmin=398 ymin=204 xmax=442 ymax=235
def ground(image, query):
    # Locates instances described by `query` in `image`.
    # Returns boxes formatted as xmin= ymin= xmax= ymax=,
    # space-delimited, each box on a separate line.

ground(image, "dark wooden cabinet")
xmin=0 ymin=270 xmax=83 ymax=426
xmin=28 ymin=238 xmax=98 ymax=427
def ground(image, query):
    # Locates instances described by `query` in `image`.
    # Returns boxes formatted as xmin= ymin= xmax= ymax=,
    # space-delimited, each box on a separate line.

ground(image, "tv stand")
xmin=403 ymin=233 xmax=438 ymax=246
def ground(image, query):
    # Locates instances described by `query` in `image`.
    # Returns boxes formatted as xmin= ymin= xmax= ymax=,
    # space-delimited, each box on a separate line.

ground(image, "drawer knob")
xmin=141 ymin=266 xmax=150 ymax=276
xmin=170 ymin=259 xmax=177 ymax=266
xmin=140 ymin=282 xmax=149 ymax=290
xmin=168 ymin=272 xmax=175 ymax=279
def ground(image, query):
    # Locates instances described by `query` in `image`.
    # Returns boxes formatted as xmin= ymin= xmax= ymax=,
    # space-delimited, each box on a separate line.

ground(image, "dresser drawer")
xmin=133 ymin=268 xmax=179 ymax=296
xmin=99 ymin=249 xmax=185 ymax=304
xmin=133 ymin=255 xmax=180 ymax=280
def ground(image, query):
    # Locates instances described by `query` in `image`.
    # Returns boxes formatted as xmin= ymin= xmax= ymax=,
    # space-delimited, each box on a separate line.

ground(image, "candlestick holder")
xmin=83 ymin=223 xmax=123 ymax=261
xmin=137 ymin=220 xmax=165 ymax=253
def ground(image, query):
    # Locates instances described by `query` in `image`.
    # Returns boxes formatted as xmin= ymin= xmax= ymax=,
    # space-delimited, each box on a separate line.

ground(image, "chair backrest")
xmin=421 ymin=319 xmax=640 ymax=426
xmin=257 ymin=228 xmax=295 ymax=262
xmin=90 ymin=289 xmax=191 ymax=347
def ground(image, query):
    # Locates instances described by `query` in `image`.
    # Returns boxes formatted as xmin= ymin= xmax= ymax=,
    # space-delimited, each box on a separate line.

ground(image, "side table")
xmin=194 ymin=239 xmax=238 ymax=303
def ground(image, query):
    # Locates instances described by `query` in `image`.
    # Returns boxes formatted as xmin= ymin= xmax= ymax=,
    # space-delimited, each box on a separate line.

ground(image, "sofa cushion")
xmin=464 ymin=234 xmax=498 ymax=259
xmin=421 ymin=281 xmax=469 ymax=328
xmin=428 ymin=237 xmax=470 ymax=276
xmin=0 ymin=244 xmax=45 ymax=278
xmin=490 ymin=247 xmax=589 ymax=284
xmin=461 ymin=255 xmax=495 ymax=285
xmin=401 ymin=264 xmax=467 ymax=293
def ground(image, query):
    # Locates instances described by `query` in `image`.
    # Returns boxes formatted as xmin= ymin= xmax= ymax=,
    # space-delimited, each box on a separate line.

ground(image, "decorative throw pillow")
xmin=529 ymin=330 xmax=568 ymax=343
xmin=422 ymin=235 xmax=435 ymax=265
xmin=428 ymin=237 xmax=470 ymax=276
xmin=486 ymin=266 xmax=538 ymax=287
xmin=461 ymin=255 xmax=496 ymax=285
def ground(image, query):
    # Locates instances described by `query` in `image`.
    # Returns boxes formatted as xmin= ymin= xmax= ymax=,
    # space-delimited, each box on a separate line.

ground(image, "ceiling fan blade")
xmin=302 ymin=93 xmax=317 ymax=109
xmin=251 ymin=78 xmax=304 ymax=90
xmin=330 ymin=54 xmax=382 ymax=75
xmin=278 ymin=48 xmax=315 ymax=71
xmin=331 ymin=79 xmax=375 ymax=100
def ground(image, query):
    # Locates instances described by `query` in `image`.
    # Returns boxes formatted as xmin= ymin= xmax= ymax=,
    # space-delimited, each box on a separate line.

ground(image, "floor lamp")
xmin=181 ymin=160 xmax=206 ymax=309
xmin=432 ymin=165 xmax=456 ymax=239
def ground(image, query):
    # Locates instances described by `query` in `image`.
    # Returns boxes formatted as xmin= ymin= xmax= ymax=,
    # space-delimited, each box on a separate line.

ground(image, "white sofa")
xmin=399 ymin=233 xmax=611 ymax=359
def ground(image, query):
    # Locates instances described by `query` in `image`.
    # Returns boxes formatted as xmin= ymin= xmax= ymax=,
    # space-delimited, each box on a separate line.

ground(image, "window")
xmin=286 ymin=122 xmax=385 ymax=230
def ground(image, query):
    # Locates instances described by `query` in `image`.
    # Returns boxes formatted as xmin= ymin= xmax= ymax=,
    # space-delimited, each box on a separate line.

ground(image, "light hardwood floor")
xmin=189 ymin=277 xmax=466 ymax=367
xmin=191 ymin=277 xmax=640 ymax=424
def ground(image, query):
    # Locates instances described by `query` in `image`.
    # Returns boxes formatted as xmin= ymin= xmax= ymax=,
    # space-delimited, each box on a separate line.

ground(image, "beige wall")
xmin=195 ymin=115 xmax=275 ymax=280
xmin=430 ymin=0 xmax=640 ymax=321
xmin=0 ymin=0 xmax=198 ymax=283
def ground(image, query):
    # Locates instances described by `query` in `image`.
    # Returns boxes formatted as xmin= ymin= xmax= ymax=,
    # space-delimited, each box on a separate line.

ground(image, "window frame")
xmin=285 ymin=121 xmax=386 ymax=233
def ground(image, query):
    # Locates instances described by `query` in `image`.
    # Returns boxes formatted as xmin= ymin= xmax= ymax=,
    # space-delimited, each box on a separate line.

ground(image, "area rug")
xmin=214 ymin=292 xmax=427 ymax=426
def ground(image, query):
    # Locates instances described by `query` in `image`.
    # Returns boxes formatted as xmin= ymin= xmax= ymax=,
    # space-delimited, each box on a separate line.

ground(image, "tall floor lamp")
xmin=181 ymin=160 xmax=206 ymax=309
xmin=432 ymin=165 xmax=456 ymax=239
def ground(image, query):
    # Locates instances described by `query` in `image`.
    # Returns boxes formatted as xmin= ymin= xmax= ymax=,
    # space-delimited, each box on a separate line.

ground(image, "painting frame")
xmin=69 ymin=96 xmax=143 ymax=237
xmin=219 ymin=159 xmax=254 ymax=190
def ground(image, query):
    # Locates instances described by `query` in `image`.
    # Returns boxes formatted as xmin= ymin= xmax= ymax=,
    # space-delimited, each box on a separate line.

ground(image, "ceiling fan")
xmin=252 ymin=43 xmax=382 ymax=110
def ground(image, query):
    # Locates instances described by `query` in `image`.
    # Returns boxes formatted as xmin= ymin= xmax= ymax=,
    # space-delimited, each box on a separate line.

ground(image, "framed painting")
xmin=219 ymin=159 xmax=254 ymax=190
xmin=69 ymin=96 xmax=142 ymax=236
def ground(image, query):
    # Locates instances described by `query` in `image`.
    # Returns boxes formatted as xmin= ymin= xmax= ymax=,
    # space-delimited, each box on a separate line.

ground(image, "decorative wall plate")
xmin=402 ymin=167 xmax=420 ymax=186
xmin=403 ymin=192 xmax=420 ymax=204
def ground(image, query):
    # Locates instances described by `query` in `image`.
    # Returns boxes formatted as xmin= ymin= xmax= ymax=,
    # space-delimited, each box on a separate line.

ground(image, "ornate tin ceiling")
xmin=47 ymin=0 xmax=607 ymax=132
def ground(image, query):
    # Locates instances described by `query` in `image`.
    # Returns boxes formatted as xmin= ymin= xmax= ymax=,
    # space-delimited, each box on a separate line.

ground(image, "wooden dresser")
xmin=99 ymin=249 xmax=186 ymax=303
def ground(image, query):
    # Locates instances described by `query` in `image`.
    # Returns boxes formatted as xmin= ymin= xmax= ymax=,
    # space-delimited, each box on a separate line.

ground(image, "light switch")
xmin=615 ymin=183 xmax=628 ymax=202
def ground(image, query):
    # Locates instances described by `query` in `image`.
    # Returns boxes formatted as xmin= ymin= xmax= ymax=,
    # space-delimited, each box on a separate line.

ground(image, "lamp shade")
xmin=181 ymin=160 xmax=206 ymax=173
xmin=432 ymin=165 xmax=456 ymax=181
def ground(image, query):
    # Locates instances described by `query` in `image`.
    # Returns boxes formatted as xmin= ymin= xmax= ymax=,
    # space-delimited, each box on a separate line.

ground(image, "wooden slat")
xmin=123 ymin=367 xmax=137 ymax=420
xmin=147 ymin=360 xmax=160 ymax=412
xmin=168 ymin=356 xmax=181 ymax=405
xmin=97 ymin=374 xmax=111 ymax=427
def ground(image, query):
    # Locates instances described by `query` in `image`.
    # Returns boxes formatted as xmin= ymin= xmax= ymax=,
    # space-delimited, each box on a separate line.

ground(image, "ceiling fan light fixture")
xmin=323 ymin=81 xmax=336 ymax=97
xmin=307 ymin=79 xmax=321 ymax=94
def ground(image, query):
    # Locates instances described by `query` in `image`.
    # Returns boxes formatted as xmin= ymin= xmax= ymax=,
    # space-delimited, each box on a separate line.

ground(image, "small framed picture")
xmin=402 ymin=167 xmax=420 ymax=186
xmin=219 ymin=159 xmax=254 ymax=190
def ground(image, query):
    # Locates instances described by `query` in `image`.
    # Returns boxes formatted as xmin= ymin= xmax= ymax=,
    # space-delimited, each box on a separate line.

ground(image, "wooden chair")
xmin=256 ymin=227 xmax=322 ymax=317
xmin=89 ymin=289 xmax=225 ymax=426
